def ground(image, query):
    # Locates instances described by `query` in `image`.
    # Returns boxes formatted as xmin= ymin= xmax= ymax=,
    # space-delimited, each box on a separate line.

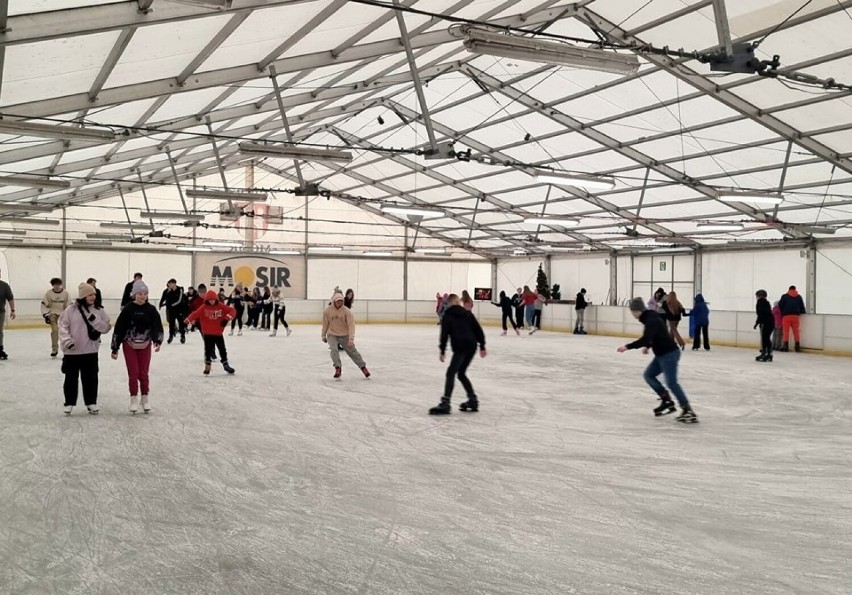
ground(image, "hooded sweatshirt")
xmin=322 ymin=298 xmax=355 ymax=339
xmin=112 ymin=300 xmax=165 ymax=353
xmin=494 ymin=292 xmax=513 ymax=314
xmin=779 ymin=288 xmax=806 ymax=316
xmin=626 ymin=310 xmax=677 ymax=357
xmin=440 ymin=304 xmax=486 ymax=355
xmin=689 ymin=294 xmax=709 ymax=327
xmin=58 ymin=299 xmax=112 ymax=355
xmin=185 ymin=291 xmax=236 ymax=336
xmin=41 ymin=287 xmax=69 ymax=316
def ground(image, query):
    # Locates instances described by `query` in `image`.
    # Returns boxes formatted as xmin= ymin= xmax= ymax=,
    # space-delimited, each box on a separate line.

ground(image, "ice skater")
xmin=41 ymin=277 xmax=69 ymax=358
xmin=121 ymin=272 xmax=143 ymax=309
xmin=430 ymin=293 xmax=487 ymax=415
xmin=112 ymin=280 xmax=164 ymax=413
xmin=0 ymin=268 xmax=16 ymax=360
xmin=494 ymin=290 xmax=519 ymax=335
xmin=321 ymin=291 xmax=369 ymax=380
xmin=778 ymin=285 xmax=806 ymax=352
xmin=617 ymin=297 xmax=698 ymax=423
xmin=754 ymin=290 xmax=775 ymax=363
xmin=58 ymin=283 xmax=111 ymax=415
xmin=689 ymin=293 xmax=710 ymax=351
xmin=185 ymin=290 xmax=236 ymax=375
xmin=158 ymin=278 xmax=187 ymax=344
xmin=574 ymin=288 xmax=588 ymax=335
xmin=269 ymin=287 xmax=291 ymax=337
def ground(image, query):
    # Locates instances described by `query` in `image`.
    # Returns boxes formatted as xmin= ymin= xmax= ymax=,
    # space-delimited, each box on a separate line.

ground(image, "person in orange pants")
xmin=778 ymin=285 xmax=806 ymax=352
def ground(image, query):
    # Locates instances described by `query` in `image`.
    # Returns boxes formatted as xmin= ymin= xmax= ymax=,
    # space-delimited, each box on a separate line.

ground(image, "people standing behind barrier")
xmin=662 ymin=290 xmax=686 ymax=351
xmin=688 ymin=294 xmax=710 ymax=351
xmin=41 ymin=277 xmax=70 ymax=358
xmin=778 ymin=285 xmax=806 ymax=352
xmin=437 ymin=293 xmax=450 ymax=324
xmin=159 ymin=278 xmax=187 ymax=344
xmin=574 ymin=288 xmax=588 ymax=335
xmin=494 ymin=290 xmax=520 ymax=336
xmin=461 ymin=289 xmax=474 ymax=312
xmin=532 ymin=291 xmax=547 ymax=331
xmin=227 ymin=285 xmax=245 ymax=336
xmin=521 ymin=286 xmax=537 ymax=330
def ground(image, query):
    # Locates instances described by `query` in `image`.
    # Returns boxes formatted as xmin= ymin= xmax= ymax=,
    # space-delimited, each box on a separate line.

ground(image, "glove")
xmin=220 ymin=318 xmax=230 ymax=328
xmin=43 ymin=314 xmax=51 ymax=324
xmin=753 ymin=323 xmax=759 ymax=330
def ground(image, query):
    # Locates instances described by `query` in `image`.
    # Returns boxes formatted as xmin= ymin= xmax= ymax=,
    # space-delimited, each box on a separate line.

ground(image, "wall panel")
xmin=702 ymin=249 xmax=806 ymax=311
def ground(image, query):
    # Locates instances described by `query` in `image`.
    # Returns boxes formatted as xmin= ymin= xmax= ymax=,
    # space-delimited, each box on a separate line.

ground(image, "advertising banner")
xmin=195 ymin=252 xmax=306 ymax=298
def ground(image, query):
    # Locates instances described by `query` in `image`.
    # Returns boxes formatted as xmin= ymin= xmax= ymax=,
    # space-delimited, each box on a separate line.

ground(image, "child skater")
xmin=321 ymin=291 xmax=369 ymax=380
xmin=269 ymin=287 xmax=292 ymax=337
xmin=431 ymin=293 xmax=487 ymax=415
xmin=111 ymin=280 xmax=164 ymax=414
xmin=771 ymin=301 xmax=783 ymax=351
xmin=617 ymin=297 xmax=698 ymax=423
xmin=185 ymin=289 xmax=236 ymax=375
xmin=754 ymin=290 xmax=775 ymax=362
xmin=494 ymin=290 xmax=520 ymax=335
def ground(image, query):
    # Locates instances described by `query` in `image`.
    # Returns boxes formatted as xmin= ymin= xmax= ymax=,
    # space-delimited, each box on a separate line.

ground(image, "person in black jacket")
xmin=778 ymin=285 xmax=806 ymax=352
xmin=754 ymin=290 xmax=775 ymax=363
xmin=86 ymin=278 xmax=103 ymax=309
xmin=513 ymin=287 xmax=524 ymax=330
xmin=431 ymin=294 xmax=487 ymax=415
xmin=574 ymin=288 xmax=588 ymax=335
xmin=158 ymin=278 xmax=187 ymax=344
xmin=121 ymin=272 xmax=143 ymax=309
xmin=493 ymin=290 xmax=520 ymax=335
xmin=617 ymin=297 xmax=697 ymax=423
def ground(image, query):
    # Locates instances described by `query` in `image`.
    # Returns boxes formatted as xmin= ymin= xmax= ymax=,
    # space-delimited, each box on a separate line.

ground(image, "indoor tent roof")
xmin=1 ymin=0 xmax=852 ymax=256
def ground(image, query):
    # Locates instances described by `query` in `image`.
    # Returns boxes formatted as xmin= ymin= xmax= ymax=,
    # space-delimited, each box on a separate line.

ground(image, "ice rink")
xmin=1 ymin=323 xmax=850 ymax=594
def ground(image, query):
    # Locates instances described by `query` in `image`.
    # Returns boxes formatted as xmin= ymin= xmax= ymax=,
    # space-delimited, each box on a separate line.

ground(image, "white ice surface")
xmin=0 ymin=324 xmax=850 ymax=594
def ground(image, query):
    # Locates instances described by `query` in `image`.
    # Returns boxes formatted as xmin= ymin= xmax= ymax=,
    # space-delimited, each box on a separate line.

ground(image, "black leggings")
xmin=692 ymin=324 xmax=709 ymax=350
xmin=231 ymin=305 xmax=244 ymax=330
xmin=203 ymin=334 xmax=228 ymax=364
xmin=167 ymin=308 xmax=187 ymax=338
xmin=760 ymin=323 xmax=774 ymax=353
xmin=273 ymin=305 xmax=289 ymax=330
xmin=62 ymin=353 xmax=99 ymax=406
xmin=501 ymin=310 xmax=517 ymax=331
xmin=444 ymin=349 xmax=476 ymax=400
xmin=514 ymin=306 xmax=524 ymax=328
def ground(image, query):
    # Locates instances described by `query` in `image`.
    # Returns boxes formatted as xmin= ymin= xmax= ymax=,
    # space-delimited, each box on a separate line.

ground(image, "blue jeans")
xmin=643 ymin=349 xmax=690 ymax=408
xmin=525 ymin=305 xmax=535 ymax=327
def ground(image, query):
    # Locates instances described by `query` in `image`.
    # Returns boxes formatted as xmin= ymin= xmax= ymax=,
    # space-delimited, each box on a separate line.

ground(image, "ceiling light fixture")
xmin=308 ymin=246 xmax=343 ymax=252
xmin=86 ymin=233 xmax=132 ymax=241
xmin=414 ymin=248 xmax=448 ymax=254
xmin=140 ymin=211 xmax=206 ymax=222
xmin=0 ymin=175 xmax=71 ymax=189
xmin=524 ymin=217 xmax=580 ymax=227
xmin=172 ymin=0 xmax=233 ymax=8
xmin=202 ymin=241 xmax=244 ymax=248
xmin=717 ymin=191 xmax=784 ymax=205
xmin=269 ymin=250 xmax=302 ymax=255
xmin=462 ymin=28 xmax=640 ymax=75
xmin=0 ymin=216 xmax=60 ymax=226
xmin=532 ymin=171 xmax=616 ymax=190
xmin=380 ymin=205 xmax=445 ymax=218
xmin=0 ymin=203 xmax=55 ymax=213
xmin=100 ymin=222 xmax=143 ymax=229
xmin=0 ymin=120 xmax=116 ymax=142
xmin=0 ymin=229 xmax=26 ymax=236
xmin=240 ymin=142 xmax=353 ymax=163
xmin=176 ymin=246 xmax=213 ymax=252
xmin=363 ymin=251 xmax=394 ymax=256
xmin=696 ymin=222 xmax=744 ymax=232
xmin=186 ymin=189 xmax=268 ymax=202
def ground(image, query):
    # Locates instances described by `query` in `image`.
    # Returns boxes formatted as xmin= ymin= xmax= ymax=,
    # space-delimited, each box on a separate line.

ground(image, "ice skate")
xmin=795 ymin=342 xmax=802 ymax=353
xmin=755 ymin=351 xmax=767 ymax=362
xmin=0 ymin=348 xmax=8 ymax=360
xmin=429 ymin=397 xmax=451 ymax=415
xmin=87 ymin=405 xmax=99 ymax=415
xmin=210 ymin=354 xmax=217 ymax=362
xmin=203 ymin=361 xmax=211 ymax=375
xmin=51 ymin=351 xmax=57 ymax=358
xmin=501 ymin=330 xmax=507 ymax=336
xmin=63 ymin=405 xmax=73 ymax=415
xmin=229 ymin=329 xmax=234 ymax=336
xmin=333 ymin=366 xmax=342 ymax=380
xmin=676 ymin=409 xmax=698 ymax=424
xmin=180 ymin=335 xmax=186 ymax=344
xmin=237 ymin=329 xmax=243 ymax=336
xmin=286 ymin=328 xmax=292 ymax=337
xmin=141 ymin=395 xmax=151 ymax=413
xmin=222 ymin=362 xmax=235 ymax=374
xmin=361 ymin=366 xmax=371 ymax=378
xmin=459 ymin=397 xmax=479 ymax=412
xmin=269 ymin=330 xmax=277 ymax=337
xmin=130 ymin=396 xmax=139 ymax=414
xmin=514 ymin=328 xmax=520 ymax=335
xmin=167 ymin=335 xmax=174 ymax=344
xmin=780 ymin=342 xmax=789 ymax=352
xmin=653 ymin=393 xmax=676 ymax=416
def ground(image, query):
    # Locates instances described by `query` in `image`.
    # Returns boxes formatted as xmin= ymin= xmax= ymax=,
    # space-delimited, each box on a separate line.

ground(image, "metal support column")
xmin=609 ymin=252 xmax=617 ymax=305
xmin=806 ymin=243 xmax=817 ymax=314
xmin=117 ymin=187 xmax=136 ymax=239
xmin=694 ymin=249 xmax=703 ymax=295
xmin=403 ymin=224 xmax=409 ymax=301
xmin=392 ymin=0 xmax=438 ymax=151
xmin=303 ymin=195 xmax=309 ymax=299
xmin=136 ymin=170 xmax=154 ymax=231
xmin=710 ymin=0 xmax=734 ymax=60
xmin=491 ymin=258 xmax=498 ymax=296
xmin=61 ymin=206 xmax=67 ymax=281
xmin=164 ymin=147 xmax=189 ymax=214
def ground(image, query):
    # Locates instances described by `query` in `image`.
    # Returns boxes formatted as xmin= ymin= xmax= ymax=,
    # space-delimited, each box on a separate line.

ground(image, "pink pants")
xmin=122 ymin=342 xmax=152 ymax=396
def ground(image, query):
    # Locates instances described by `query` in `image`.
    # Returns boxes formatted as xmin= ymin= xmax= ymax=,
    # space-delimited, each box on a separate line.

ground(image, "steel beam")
xmin=257 ymin=0 xmax=348 ymax=70
xmin=710 ymin=0 xmax=733 ymax=59
xmin=89 ymin=27 xmax=136 ymax=102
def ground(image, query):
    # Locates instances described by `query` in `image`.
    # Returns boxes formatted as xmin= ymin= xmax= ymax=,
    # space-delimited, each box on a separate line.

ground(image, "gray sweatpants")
xmin=328 ymin=335 xmax=366 ymax=368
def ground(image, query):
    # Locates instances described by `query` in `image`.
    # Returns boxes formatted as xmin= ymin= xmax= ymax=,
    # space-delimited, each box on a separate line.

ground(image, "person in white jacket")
xmin=269 ymin=287 xmax=291 ymax=337
xmin=58 ymin=282 xmax=111 ymax=415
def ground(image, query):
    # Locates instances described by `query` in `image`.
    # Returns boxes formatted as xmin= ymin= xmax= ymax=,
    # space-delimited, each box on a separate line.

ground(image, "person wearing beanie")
xmin=431 ymin=293 xmax=487 ymax=415
xmin=322 ymin=291 xmax=369 ymax=379
xmin=185 ymin=289 xmax=236 ymax=375
xmin=778 ymin=285 xmax=806 ymax=352
xmin=41 ymin=277 xmax=70 ymax=357
xmin=688 ymin=293 xmax=710 ymax=351
xmin=754 ymin=290 xmax=775 ymax=363
xmin=617 ymin=297 xmax=698 ymax=423
xmin=158 ymin=278 xmax=188 ymax=344
xmin=574 ymin=288 xmax=588 ymax=335
xmin=58 ymin=283 xmax=111 ymax=415
xmin=112 ymin=281 xmax=164 ymax=413
xmin=121 ymin=272 xmax=143 ymax=309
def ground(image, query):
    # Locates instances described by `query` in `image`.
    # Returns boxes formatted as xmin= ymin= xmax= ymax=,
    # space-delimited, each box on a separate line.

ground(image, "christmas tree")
xmin=536 ymin=263 xmax=551 ymax=298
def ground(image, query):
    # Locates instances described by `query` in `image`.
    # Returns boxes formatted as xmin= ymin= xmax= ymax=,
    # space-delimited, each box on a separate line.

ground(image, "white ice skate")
xmin=286 ymin=328 xmax=292 ymax=337
xmin=130 ymin=395 xmax=139 ymax=414
xmin=237 ymin=330 xmax=243 ymax=336
xmin=229 ymin=329 xmax=234 ymax=336
xmin=269 ymin=330 xmax=277 ymax=337
xmin=87 ymin=405 xmax=99 ymax=415
xmin=141 ymin=395 xmax=151 ymax=413
xmin=63 ymin=405 xmax=73 ymax=416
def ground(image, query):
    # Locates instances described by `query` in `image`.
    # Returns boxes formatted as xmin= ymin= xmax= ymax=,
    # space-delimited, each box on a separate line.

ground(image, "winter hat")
xmin=628 ymin=297 xmax=646 ymax=312
xmin=131 ymin=280 xmax=149 ymax=296
xmin=78 ymin=282 xmax=97 ymax=299
xmin=332 ymin=291 xmax=344 ymax=303
xmin=205 ymin=290 xmax=218 ymax=302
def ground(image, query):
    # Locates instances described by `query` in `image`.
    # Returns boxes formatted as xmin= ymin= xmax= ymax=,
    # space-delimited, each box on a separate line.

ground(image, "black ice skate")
xmin=203 ymin=361 xmax=211 ymax=375
xmin=222 ymin=362 xmax=235 ymax=374
xmin=429 ymin=397 xmax=451 ymax=415
xmin=676 ymin=408 xmax=699 ymax=424
xmin=653 ymin=392 xmax=676 ymax=416
xmin=0 ymin=348 xmax=7 ymax=360
xmin=459 ymin=397 xmax=479 ymax=412
xmin=361 ymin=366 xmax=371 ymax=378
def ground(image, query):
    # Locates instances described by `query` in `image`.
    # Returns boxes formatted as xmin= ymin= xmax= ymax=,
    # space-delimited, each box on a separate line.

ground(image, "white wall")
xmin=550 ymin=255 xmax=609 ymax=304
xmin=816 ymin=243 xmax=852 ymax=315
xmin=495 ymin=258 xmax=540 ymax=297
xmin=631 ymin=254 xmax=695 ymax=303
xmin=0 ymin=247 xmax=62 ymax=299
xmin=407 ymin=260 xmax=492 ymax=300
xmin=308 ymin=258 xmax=404 ymax=300
xmin=702 ymin=249 xmax=806 ymax=311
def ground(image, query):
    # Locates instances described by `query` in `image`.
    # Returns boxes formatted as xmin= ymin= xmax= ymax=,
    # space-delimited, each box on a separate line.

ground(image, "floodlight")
xmin=696 ymin=222 xmax=744 ymax=232
xmin=140 ymin=211 xmax=206 ymax=222
xmin=86 ymin=233 xmax=132 ymax=241
xmin=202 ymin=241 xmax=243 ymax=248
xmin=363 ymin=251 xmax=394 ymax=256
xmin=524 ymin=217 xmax=580 ymax=227
xmin=0 ymin=238 xmax=23 ymax=244
xmin=0 ymin=229 xmax=26 ymax=236
xmin=0 ymin=175 xmax=71 ymax=189
xmin=240 ymin=142 xmax=353 ymax=163
xmin=0 ymin=120 xmax=116 ymax=142
xmin=100 ymin=222 xmax=143 ymax=229
xmin=72 ymin=240 xmax=111 ymax=246
xmin=532 ymin=171 xmax=616 ymax=190
xmin=0 ymin=217 xmax=60 ymax=226
xmin=381 ymin=205 xmax=445 ymax=218
xmin=415 ymin=248 xmax=448 ymax=254
xmin=463 ymin=28 xmax=640 ymax=75
xmin=0 ymin=202 xmax=55 ymax=213
xmin=171 ymin=0 xmax=233 ymax=8
xmin=186 ymin=189 xmax=268 ymax=202
xmin=717 ymin=191 xmax=784 ymax=205
xmin=176 ymin=246 xmax=212 ymax=252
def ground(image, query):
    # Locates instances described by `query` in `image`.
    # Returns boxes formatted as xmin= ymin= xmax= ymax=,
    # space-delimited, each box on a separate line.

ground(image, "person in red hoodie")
xmin=185 ymin=289 xmax=236 ymax=375
xmin=778 ymin=285 xmax=806 ymax=352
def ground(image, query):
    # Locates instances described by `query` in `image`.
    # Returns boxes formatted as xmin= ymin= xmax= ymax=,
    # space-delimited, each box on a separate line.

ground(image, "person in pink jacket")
xmin=772 ymin=301 xmax=783 ymax=351
xmin=58 ymin=283 xmax=112 ymax=415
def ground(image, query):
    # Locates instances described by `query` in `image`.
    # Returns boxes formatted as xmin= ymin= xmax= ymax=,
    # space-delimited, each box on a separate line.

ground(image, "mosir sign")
xmin=195 ymin=253 xmax=306 ymax=297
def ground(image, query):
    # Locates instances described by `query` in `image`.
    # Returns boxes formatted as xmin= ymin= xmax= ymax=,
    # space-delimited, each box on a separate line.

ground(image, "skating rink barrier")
xmin=6 ymin=299 xmax=852 ymax=356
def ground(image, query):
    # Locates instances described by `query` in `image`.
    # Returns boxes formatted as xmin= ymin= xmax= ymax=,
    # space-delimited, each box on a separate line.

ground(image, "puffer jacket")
xmin=58 ymin=300 xmax=112 ymax=355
